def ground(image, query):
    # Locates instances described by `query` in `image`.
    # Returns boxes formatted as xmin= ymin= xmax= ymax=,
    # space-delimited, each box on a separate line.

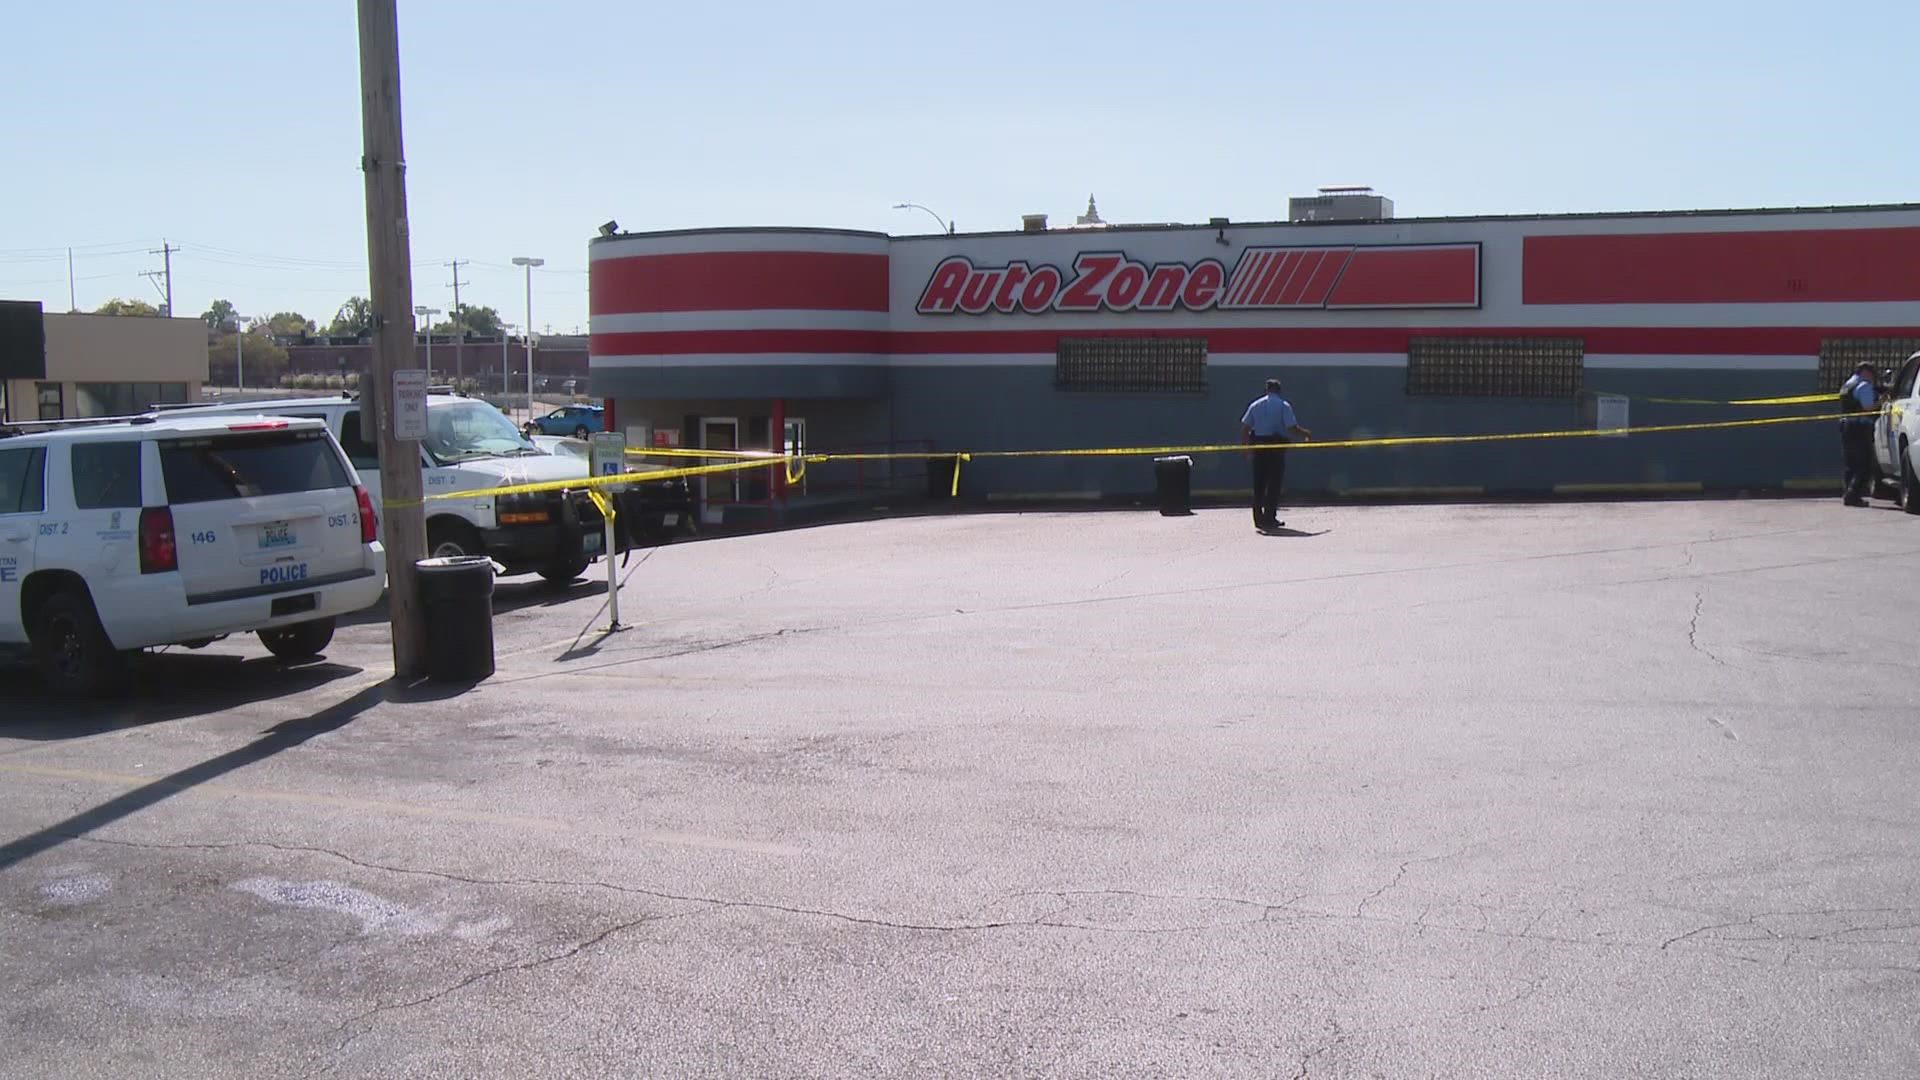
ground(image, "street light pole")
xmin=512 ymin=256 xmax=543 ymax=420
xmin=499 ymin=322 xmax=514 ymax=399
xmin=233 ymin=315 xmax=249 ymax=393
xmin=413 ymin=305 xmax=440 ymax=383
xmin=892 ymin=202 xmax=953 ymax=235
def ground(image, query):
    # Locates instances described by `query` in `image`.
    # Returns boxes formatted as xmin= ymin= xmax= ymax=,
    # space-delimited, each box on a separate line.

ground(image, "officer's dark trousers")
xmin=1842 ymin=422 xmax=1875 ymax=499
xmin=1250 ymin=436 xmax=1289 ymax=525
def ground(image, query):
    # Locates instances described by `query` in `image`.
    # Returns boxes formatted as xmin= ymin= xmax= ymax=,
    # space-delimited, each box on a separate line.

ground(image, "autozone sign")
xmin=915 ymin=242 xmax=1480 ymax=315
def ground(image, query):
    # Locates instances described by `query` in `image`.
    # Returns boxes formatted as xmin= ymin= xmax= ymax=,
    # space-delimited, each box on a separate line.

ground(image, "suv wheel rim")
xmin=48 ymin=615 xmax=84 ymax=679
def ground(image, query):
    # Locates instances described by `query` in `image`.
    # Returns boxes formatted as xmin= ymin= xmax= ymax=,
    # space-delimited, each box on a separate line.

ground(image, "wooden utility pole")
xmin=357 ymin=0 xmax=428 ymax=677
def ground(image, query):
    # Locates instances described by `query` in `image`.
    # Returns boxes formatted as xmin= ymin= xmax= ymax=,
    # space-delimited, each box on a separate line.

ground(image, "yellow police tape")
xmin=1587 ymin=390 xmax=1837 ymax=407
xmin=421 ymin=409 xmax=1859 ymax=504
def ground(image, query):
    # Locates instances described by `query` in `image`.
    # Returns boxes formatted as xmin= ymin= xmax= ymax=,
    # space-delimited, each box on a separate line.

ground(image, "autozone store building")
xmin=588 ymin=202 xmax=1920 ymax=523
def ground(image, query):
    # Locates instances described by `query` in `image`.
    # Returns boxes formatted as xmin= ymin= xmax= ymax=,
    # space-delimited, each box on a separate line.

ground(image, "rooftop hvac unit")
xmin=1288 ymin=186 xmax=1394 ymax=223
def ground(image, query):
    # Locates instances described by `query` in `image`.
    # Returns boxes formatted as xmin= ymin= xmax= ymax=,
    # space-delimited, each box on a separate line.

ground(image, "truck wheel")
xmin=258 ymin=617 xmax=336 ymax=660
xmin=427 ymin=518 xmax=483 ymax=559
xmin=539 ymin=557 xmax=590 ymax=586
xmin=1902 ymin=442 xmax=1920 ymax=516
xmin=30 ymin=589 xmax=132 ymax=698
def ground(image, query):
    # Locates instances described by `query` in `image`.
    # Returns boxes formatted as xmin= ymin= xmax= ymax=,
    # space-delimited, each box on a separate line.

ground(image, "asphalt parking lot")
xmin=3 ymin=499 xmax=1918 ymax=1079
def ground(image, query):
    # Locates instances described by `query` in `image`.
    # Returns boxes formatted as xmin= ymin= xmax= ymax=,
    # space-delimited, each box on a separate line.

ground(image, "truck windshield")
xmin=423 ymin=402 xmax=538 ymax=464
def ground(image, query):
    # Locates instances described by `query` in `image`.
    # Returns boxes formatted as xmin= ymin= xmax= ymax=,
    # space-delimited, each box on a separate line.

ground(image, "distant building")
xmin=0 ymin=305 xmax=207 ymax=420
xmin=282 ymin=334 xmax=591 ymax=393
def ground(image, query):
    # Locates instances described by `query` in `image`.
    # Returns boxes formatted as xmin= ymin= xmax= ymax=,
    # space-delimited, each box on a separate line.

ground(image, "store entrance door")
xmin=699 ymin=417 xmax=739 ymax=525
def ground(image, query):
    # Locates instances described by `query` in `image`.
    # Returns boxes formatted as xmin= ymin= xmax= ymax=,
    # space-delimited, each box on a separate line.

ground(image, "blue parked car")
xmin=523 ymin=404 xmax=604 ymax=440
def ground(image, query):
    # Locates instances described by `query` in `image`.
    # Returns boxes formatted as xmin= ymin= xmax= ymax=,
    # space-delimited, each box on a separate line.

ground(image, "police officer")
xmin=1241 ymin=378 xmax=1312 ymax=531
xmin=1839 ymin=361 xmax=1879 ymax=507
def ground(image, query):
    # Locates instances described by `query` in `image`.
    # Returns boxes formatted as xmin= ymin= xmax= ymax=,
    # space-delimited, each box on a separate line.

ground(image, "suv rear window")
xmin=71 ymin=441 xmax=142 ymax=509
xmin=159 ymin=431 xmax=351 ymax=504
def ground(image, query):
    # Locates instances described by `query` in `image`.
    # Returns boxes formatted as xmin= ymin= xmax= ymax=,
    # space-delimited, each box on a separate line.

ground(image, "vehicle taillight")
xmin=355 ymin=486 xmax=378 ymax=544
xmin=139 ymin=507 xmax=177 ymax=574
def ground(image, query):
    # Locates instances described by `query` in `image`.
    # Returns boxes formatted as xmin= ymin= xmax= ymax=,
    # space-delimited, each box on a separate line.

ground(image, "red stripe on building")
xmin=592 ymin=329 xmax=893 ymax=355
xmin=589 ymin=250 xmax=891 ymax=314
xmin=1295 ymin=251 xmax=1351 ymax=306
xmin=1235 ymin=252 xmax=1275 ymax=306
xmin=1325 ymin=245 xmax=1480 ymax=308
xmin=1523 ymin=227 xmax=1920 ymax=305
xmin=1253 ymin=252 xmax=1302 ymax=306
xmin=593 ymin=325 xmax=1920 ymax=358
xmin=1238 ymin=252 xmax=1276 ymax=305
xmin=1275 ymin=251 xmax=1325 ymax=306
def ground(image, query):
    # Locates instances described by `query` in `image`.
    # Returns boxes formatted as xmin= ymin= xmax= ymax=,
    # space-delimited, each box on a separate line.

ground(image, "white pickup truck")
xmin=1873 ymin=350 xmax=1920 ymax=514
xmin=170 ymin=395 xmax=693 ymax=583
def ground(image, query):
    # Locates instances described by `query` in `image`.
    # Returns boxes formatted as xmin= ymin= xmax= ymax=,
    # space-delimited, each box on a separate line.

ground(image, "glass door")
xmin=783 ymin=418 xmax=806 ymax=496
xmin=699 ymin=417 xmax=738 ymax=525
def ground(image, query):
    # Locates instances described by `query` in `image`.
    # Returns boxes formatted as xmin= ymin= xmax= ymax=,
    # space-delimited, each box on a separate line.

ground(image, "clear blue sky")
xmin=2 ymin=0 xmax=1913 ymax=334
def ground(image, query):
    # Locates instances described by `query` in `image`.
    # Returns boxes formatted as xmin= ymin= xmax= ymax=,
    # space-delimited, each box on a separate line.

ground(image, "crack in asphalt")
xmin=1659 ymin=907 xmax=1917 ymax=952
xmin=1354 ymin=845 xmax=1472 ymax=918
xmin=1292 ymin=1019 xmax=1348 ymax=1079
xmin=316 ymin=907 xmax=708 ymax=1075
xmin=1686 ymin=588 xmax=1729 ymax=667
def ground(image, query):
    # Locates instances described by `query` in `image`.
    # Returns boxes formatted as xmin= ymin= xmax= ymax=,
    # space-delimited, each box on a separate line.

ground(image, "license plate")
xmin=582 ymin=532 xmax=602 ymax=554
xmin=662 ymin=513 xmax=679 ymax=526
xmin=258 ymin=522 xmax=296 ymax=549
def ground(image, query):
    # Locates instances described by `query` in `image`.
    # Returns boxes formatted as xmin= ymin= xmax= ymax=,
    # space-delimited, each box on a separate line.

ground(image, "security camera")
xmin=597 ymin=220 xmax=619 ymax=237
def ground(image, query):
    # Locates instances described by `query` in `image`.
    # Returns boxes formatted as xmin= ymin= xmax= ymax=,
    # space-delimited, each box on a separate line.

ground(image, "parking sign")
xmin=589 ymin=431 xmax=628 ymax=491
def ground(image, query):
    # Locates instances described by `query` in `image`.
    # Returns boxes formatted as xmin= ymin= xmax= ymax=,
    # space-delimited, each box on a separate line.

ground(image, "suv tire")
xmin=427 ymin=518 xmax=484 ymax=559
xmin=572 ymin=425 xmax=591 ymax=440
xmin=258 ymin=617 xmax=337 ymax=660
xmin=30 ymin=589 xmax=133 ymax=698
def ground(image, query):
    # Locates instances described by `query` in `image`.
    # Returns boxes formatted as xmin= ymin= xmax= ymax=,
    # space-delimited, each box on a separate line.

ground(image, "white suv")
xmin=0 ymin=414 xmax=385 ymax=696
xmin=1874 ymin=350 xmax=1920 ymax=514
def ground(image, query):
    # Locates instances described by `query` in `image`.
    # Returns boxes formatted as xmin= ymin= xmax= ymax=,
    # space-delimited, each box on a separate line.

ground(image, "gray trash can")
xmin=1153 ymin=455 xmax=1193 ymax=516
xmin=415 ymin=555 xmax=496 ymax=682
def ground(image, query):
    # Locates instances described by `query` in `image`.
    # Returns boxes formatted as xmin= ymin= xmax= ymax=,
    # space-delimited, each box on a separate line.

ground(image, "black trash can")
xmin=1153 ymin=455 xmax=1193 ymax=516
xmin=415 ymin=555 xmax=496 ymax=682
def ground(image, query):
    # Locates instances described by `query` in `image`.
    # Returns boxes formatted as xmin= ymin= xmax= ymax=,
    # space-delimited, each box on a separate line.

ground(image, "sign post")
xmin=1595 ymin=394 xmax=1629 ymax=437
xmin=393 ymin=369 xmax=428 ymax=441
xmin=588 ymin=431 xmax=629 ymax=631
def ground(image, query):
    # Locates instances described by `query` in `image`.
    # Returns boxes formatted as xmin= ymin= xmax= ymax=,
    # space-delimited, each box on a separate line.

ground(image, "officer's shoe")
xmin=1843 ymin=494 xmax=1869 ymax=507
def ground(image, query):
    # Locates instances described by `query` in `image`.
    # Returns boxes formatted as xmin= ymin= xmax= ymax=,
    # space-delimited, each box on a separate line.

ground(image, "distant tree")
xmin=201 ymin=299 xmax=237 ymax=333
xmin=327 ymin=296 xmax=375 ymax=339
xmin=95 ymin=297 xmax=161 ymax=317
xmin=208 ymin=329 xmax=290 ymax=388
xmin=432 ymin=303 xmax=502 ymax=339
xmin=265 ymin=311 xmax=314 ymax=339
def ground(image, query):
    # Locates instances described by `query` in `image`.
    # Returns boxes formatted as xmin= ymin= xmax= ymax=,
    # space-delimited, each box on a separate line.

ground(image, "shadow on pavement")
xmin=0 ymin=679 xmax=390 ymax=872
xmin=0 ymin=653 xmax=371 ymax=742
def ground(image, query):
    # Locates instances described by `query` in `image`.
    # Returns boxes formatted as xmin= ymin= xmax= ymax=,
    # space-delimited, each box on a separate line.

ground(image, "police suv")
xmin=169 ymin=394 xmax=694 ymax=584
xmin=0 ymin=414 xmax=385 ymax=696
xmin=1874 ymin=350 xmax=1920 ymax=514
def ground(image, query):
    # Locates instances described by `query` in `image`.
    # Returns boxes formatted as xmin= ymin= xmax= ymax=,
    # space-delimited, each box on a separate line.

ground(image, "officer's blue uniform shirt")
xmin=1242 ymin=393 xmax=1298 ymax=437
